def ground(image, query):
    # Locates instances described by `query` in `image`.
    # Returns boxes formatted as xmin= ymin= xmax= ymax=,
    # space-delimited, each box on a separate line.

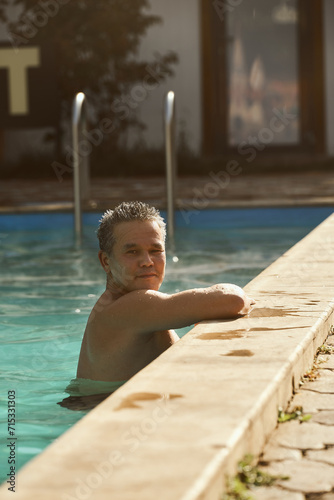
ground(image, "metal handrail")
xmin=164 ymin=91 xmax=177 ymax=245
xmin=72 ymin=92 xmax=89 ymax=244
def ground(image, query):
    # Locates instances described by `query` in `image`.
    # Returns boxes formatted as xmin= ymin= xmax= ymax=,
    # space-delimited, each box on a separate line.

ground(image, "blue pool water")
xmin=0 ymin=206 xmax=333 ymax=479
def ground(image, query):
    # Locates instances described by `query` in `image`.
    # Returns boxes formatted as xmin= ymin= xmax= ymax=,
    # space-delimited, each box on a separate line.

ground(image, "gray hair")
xmin=97 ymin=201 xmax=166 ymax=254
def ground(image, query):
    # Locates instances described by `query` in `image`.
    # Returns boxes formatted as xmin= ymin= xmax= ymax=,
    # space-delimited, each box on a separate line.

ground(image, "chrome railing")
xmin=72 ymin=92 xmax=90 ymax=244
xmin=164 ymin=91 xmax=177 ymax=245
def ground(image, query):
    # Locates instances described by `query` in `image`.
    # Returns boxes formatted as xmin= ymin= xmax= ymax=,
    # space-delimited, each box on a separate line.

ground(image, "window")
xmin=202 ymin=0 xmax=325 ymax=156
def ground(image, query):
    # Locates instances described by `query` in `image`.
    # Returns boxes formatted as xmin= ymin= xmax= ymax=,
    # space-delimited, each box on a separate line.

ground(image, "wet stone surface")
xmin=1 ymin=171 xmax=334 ymax=211
xmin=307 ymin=494 xmax=334 ymax=500
xmin=300 ymin=370 xmax=334 ymax=394
xmin=319 ymin=356 xmax=334 ymax=369
xmin=311 ymin=411 xmax=334 ymax=426
xmin=291 ymin=391 xmax=334 ymax=412
xmin=260 ymin=460 xmax=334 ymax=494
xmin=268 ymin=421 xmax=334 ymax=450
xmin=253 ymin=487 xmax=305 ymax=500
xmin=253 ymin=333 xmax=334 ymax=500
xmin=306 ymin=447 xmax=334 ymax=466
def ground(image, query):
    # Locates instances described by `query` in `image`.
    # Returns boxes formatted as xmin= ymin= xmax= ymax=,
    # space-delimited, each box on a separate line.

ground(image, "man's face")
xmin=100 ymin=220 xmax=166 ymax=294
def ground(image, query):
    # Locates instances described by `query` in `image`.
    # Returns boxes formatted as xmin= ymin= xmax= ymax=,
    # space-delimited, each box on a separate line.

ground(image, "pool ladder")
xmin=72 ymin=91 xmax=177 ymax=246
xmin=164 ymin=90 xmax=177 ymax=247
xmin=72 ymin=92 xmax=90 ymax=244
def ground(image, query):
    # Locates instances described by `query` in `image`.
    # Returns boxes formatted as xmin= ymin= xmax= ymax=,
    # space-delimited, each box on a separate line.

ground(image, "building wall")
xmin=0 ymin=0 xmax=203 ymax=164
xmin=324 ymin=0 xmax=334 ymax=156
xmin=130 ymin=0 xmax=202 ymax=154
xmin=1 ymin=1 xmax=333 ymax=165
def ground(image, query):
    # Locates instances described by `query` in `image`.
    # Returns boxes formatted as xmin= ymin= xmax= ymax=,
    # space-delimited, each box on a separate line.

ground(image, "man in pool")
xmin=76 ymin=201 xmax=254 ymax=382
xmin=60 ymin=201 xmax=254 ymax=408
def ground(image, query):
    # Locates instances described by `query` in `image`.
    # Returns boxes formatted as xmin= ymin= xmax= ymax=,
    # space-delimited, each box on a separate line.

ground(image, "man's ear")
xmin=98 ymin=250 xmax=111 ymax=273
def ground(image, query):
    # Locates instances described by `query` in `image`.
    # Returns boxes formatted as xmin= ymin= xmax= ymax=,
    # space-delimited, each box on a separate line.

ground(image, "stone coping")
xmin=1 ymin=171 xmax=334 ymax=213
xmin=1 ymin=214 xmax=334 ymax=499
xmin=1 ymin=197 xmax=334 ymax=214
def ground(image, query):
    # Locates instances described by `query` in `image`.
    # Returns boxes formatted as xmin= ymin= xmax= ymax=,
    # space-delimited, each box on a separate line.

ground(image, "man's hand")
xmin=210 ymin=283 xmax=255 ymax=316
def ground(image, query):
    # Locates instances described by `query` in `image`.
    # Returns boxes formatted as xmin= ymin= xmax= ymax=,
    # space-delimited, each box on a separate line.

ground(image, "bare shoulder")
xmin=96 ymin=289 xmax=166 ymax=315
xmin=99 ymin=289 xmax=168 ymax=325
xmin=86 ymin=289 xmax=167 ymax=339
xmin=111 ymin=289 xmax=167 ymax=307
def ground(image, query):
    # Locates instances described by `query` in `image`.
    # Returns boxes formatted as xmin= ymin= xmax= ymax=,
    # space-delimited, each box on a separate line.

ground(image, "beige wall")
xmin=1 ymin=1 xmax=333 ymax=161
xmin=324 ymin=0 xmax=334 ymax=156
xmin=127 ymin=0 xmax=202 ymax=154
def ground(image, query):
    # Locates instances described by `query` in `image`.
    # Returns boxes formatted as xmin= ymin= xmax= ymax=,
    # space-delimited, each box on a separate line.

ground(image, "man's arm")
xmin=103 ymin=284 xmax=254 ymax=335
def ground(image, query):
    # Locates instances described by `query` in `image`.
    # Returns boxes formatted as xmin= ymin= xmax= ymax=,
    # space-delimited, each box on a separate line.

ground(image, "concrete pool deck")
xmin=1 ymin=170 xmax=334 ymax=212
xmin=1 ymin=213 xmax=333 ymax=497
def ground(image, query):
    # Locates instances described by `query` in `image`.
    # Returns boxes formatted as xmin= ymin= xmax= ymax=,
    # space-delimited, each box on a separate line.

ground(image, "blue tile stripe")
xmin=0 ymin=207 xmax=333 ymax=231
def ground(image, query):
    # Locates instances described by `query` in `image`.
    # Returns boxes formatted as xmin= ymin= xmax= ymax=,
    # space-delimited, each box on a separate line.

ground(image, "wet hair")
xmin=97 ymin=201 xmax=166 ymax=254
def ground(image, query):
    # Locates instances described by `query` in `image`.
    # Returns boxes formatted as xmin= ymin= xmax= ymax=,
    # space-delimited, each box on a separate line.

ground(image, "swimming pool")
xmin=0 ymin=206 xmax=333 ymax=479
